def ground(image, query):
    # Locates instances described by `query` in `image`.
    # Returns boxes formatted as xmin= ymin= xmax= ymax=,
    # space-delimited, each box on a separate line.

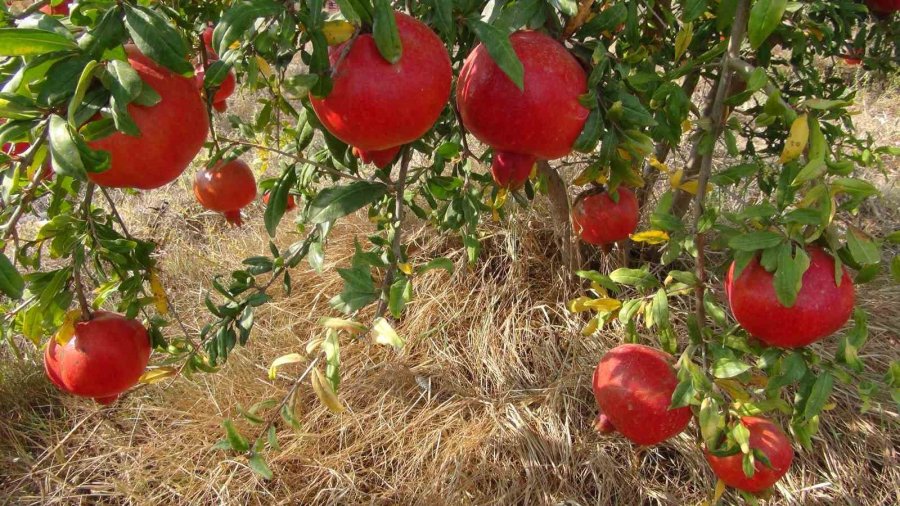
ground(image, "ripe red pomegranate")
xmin=202 ymin=26 xmax=216 ymax=56
xmin=309 ymin=12 xmax=451 ymax=153
xmin=2 ymin=141 xmax=29 ymax=156
xmin=262 ymin=191 xmax=297 ymax=211
xmin=706 ymin=417 xmax=794 ymax=493
xmin=352 ymin=145 xmax=401 ymax=168
xmin=725 ymin=246 xmax=854 ymax=348
xmin=195 ymin=64 xmax=236 ymax=105
xmin=866 ymin=0 xmax=900 ymax=15
xmin=592 ymin=344 xmax=692 ymax=446
xmin=213 ymin=101 xmax=227 ymax=113
xmin=44 ymin=311 xmax=151 ymax=405
xmin=88 ymin=46 xmax=208 ymax=189
xmin=193 ymin=158 xmax=257 ymax=226
xmin=491 ymin=151 xmax=534 ymax=190
xmin=39 ymin=0 xmax=70 ymax=15
xmin=457 ymin=31 xmax=588 ymax=186
xmin=572 ymin=187 xmax=639 ymax=245
xmin=843 ymin=47 xmax=864 ymax=65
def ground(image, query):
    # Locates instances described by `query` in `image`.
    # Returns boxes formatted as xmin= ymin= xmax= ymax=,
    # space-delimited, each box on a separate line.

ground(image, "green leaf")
xmin=683 ymin=0 xmax=709 ymax=21
xmin=264 ymin=166 xmax=297 ymax=237
xmin=416 ymin=257 xmax=454 ymax=275
xmin=248 ymin=453 xmax=273 ymax=480
xmin=467 ymin=18 xmax=525 ymax=92
xmin=388 ymin=276 xmax=412 ymax=318
xmin=123 ymin=4 xmax=193 ymax=76
xmin=728 ymin=231 xmax=784 ymax=252
xmin=573 ymin=108 xmax=603 ymax=153
xmin=372 ymin=0 xmax=402 ymax=64
xmin=845 ymin=229 xmax=880 ymax=266
xmin=747 ymin=0 xmax=787 ymax=49
xmin=792 ymin=158 xmax=826 ymax=186
xmin=802 ymin=372 xmax=833 ymax=421
xmin=892 ymin=256 xmax=900 ymax=283
xmin=649 ymin=288 xmax=669 ymax=329
xmin=609 ymin=267 xmax=659 ymax=290
xmin=548 ymin=0 xmax=577 ymax=16
xmin=0 ymin=28 xmax=77 ymax=56
xmin=674 ymin=22 xmax=693 ymax=61
xmin=699 ymin=397 xmax=724 ymax=449
xmin=0 ymin=252 xmax=24 ymax=299
xmin=49 ymin=114 xmax=109 ymax=178
xmin=732 ymin=421 xmax=751 ymax=454
xmin=773 ymin=243 xmax=809 ymax=307
xmin=222 ymin=419 xmax=250 ymax=453
xmin=711 ymin=163 xmax=760 ymax=186
xmin=713 ymin=357 xmax=752 ymax=379
xmin=329 ymin=264 xmax=378 ymax=313
xmin=305 ymin=181 xmax=387 ymax=224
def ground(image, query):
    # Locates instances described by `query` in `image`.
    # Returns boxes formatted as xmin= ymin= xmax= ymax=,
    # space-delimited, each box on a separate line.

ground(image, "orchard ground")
xmin=1 ymin=72 xmax=898 ymax=505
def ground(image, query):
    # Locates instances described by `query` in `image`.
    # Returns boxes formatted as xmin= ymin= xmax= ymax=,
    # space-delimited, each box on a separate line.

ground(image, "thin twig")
xmin=2 ymin=128 xmax=50 ymax=242
xmin=13 ymin=0 xmax=49 ymax=19
xmin=217 ymin=136 xmax=369 ymax=183
xmin=561 ymin=0 xmax=596 ymax=40
xmin=374 ymin=147 xmax=412 ymax=319
xmin=248 ymin=354 xmax=321 ymax=456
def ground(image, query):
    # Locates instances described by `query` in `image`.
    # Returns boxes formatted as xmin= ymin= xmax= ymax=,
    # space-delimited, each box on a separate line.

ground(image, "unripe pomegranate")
xmin=39 ymin=0 xmax=70 ymax=15
xmin=592 ymin=344 xmax=692 ymax=446
xmin=865 ymin=0 xmax=900 ymax=15
xmin=309 ymin=12 xmax=451 ymax=152
xmin=457 ymin=30 xmax=588 ymax=182
xmin=262 ymin=191 xmax=297 ymax=212
xmin=572 ymin=187 xmax=639 ymax=245
xmin=88 ymin=46 xmax=208 ymax=190
xmin=352 ymin=145 xmax=401 ymax=168
xmin=491 ymin=151 xmax=534 ymax=190
xmin=726 ymin=246 xmax=854 ymax=348
xmin=706 ymin=417 xmax=794 ymax=493
xmin=44 ymin=311 xmax=151 ymax=405
xmin=193 ymin=158 xmax=257 ymax=226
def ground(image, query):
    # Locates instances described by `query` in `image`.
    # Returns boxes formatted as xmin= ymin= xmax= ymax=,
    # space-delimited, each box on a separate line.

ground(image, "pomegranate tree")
xmin=193 ymin=158 xmax=258 ymax=226
xmin=44 ymin=312 xmax=151 ymax=405
xmin=706 ymin=417 xmax=794 ymax=493
xmin=592 ymin=344 xmax=692 ymax=446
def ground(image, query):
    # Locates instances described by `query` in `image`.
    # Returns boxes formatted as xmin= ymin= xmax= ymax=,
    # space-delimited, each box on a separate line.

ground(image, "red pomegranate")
xmin=843 ymin=47 xmax=864 ymax=65
xmin=457 ymin=31 xmax=588 ymax=185
xmin=202 ymin=26 xmax=216 ymax=57
xmin=39 ymin=0 xmax=70 ymax=15
xmin=195 ymin=64 xmax=236 ymax=105
xmin=491 ymin=151 xmax=534 ymax=190
xmin=352 ymin=145 xmax=401 ymax=168
xmin=572 ymin=187 xmax=640 ymax=245
xmin=726 ymin=246 xmax=854 ymax=348
xmin=865 ymin=0 xmax=900 ymax=14
xmin=262 ymin=191 xmax=297 ymax=212
xmin=193 ymin=158 xmax=257 ymax=226
xmin=592 ymin=344 xmax=692 ymax=446
xmin=706 ymin=417 xmax=794 ymax=493
xmin=44 ymin=311 xmax=151 ymax=405
xmin=88 ymin=46 xmax=208 ymax=189
xmin=2 ymin=141 xmax=29 ymax=156
xmin=213 ymin=100 xmax=227 ymax=113
xmin=309 ymin=12 xmax=451 ymax=153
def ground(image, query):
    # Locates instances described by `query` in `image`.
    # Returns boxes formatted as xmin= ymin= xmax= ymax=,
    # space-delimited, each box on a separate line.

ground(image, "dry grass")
xmin=1 ymin=77 xmax=899 ymax=505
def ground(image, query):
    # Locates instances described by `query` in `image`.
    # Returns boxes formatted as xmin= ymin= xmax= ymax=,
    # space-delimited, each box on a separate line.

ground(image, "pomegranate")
xmin=491 ymin=151 xmax=534 ymax=190
xmin=195 ymin=64 xmax=236 ymax=105
xmin=39 ymin=0 xmax=70 ymax=15
xmin=44 ymin=311 xmax=151 ymax=405
xmin=457 ymin=31 xmax=588 ymax=186
xmin=2 ymin=141 xmax=29 ymax=156
xmin=262 ymin=191 xmax=297 ymax=212
xmin=592 ymin=344 xmax=692 ymax=446
xmin=193 ymin=158 xmax=257 ymax=226
xmin=213 ymin=100 xmax=227 ymax=113
xmin=706 ymin=417 xmax=794 ymax=493
xmin=202 ymin=26 xmax=216 ymax=57
xmin=88 ymin=46 xmax=208 ymax=189
xmin=352 ymin=145 xmax=401 ymax=168
xmin=865 ymin=0 xmax=900 ymax=15
xmin=572 ymin=187 xmax=639 ymax=245
xmin=726 ymin=246 xmax=854 ymax=348
xmin=843 ymin=47 xmax=864 ymax=65
xmin=309 ymin=12 xmax=451 ymax=153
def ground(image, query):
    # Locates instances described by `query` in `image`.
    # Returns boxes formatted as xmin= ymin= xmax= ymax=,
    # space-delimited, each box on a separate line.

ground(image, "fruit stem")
xmin=691 ymin=0 xmax=749 ymax=339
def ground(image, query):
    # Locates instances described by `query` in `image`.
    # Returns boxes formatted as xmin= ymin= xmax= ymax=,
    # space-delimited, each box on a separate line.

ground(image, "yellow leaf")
xmin=255 ymin=55 xmax=272 ymax=79
xmin=581 ymin=315 xmax=600 ymax=336
xmin=648 ymin=156 xmax=670 ymax=173
xmin=630 ymin=230 xmax=670 ymax=244
xmin=583 ymin=298 xmax=622 ymax=312
xmin=823 ymin=402 xmax=837 ymax=411
xmin=319 ymin=317 xmax=366 ymax=335
xmin=491 ymin=207 xmax=500 ymax=223
xmin=712 ymin=479 xmax=727 ymax=503
xmin=305 ymin=337 xmax=324 ymax=355
xmin=53 ymin=310 xmax=82 ymax=346
xmin=780 ymin=113 xmax=809 ymax=164
xmin=494 ymin=188 xmax=508 ymax=208
xmin=398 ymin=263 xmax=413 ymax=275
xmin=674 ymin=22 xmax=693 ymax=61
xmin=589 ymin=281 xmax=608 ymax=297
xmin=371 ymin=317 xmax=404 ymax=350
xmin=617 ymin=148 xmax=632 ymax=161
xmin=715 ymin=378 xmax=751 ymax=402
xmin=139 ymin=367 xmax=177 ymax=384
xmin=669 ymin=168 xmax=684 ymax=187
xmin=149 ymin=270 xmax=169 ymax=316
xmin=269 ymin=353 xmax=304 ymax=380
xmin=311 ymin=367 xmax=344 ymax=413
xmin=567 ymin=296 xmax=593 ymax=313
xmin=681 ymin=119 xmax=692 ymax=133
xmin=323 ymin=20 xmax=355 ymax=46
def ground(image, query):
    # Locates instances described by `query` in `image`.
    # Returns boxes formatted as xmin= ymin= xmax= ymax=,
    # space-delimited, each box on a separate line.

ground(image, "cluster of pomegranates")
xmin=592 ymin=344 xmax=794 ymax=494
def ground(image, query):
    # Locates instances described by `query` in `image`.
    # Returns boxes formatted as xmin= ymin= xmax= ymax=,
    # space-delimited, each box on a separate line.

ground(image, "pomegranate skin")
xmin=727 ymin=246 xmax=854 ymax=348
xmin=592 ymin=344 xmax=692 ymax=446
xmin=2 ymin=142 xmax=29 ymax=156
xmin=866 ymin=0 xmax=900 ymax=14
xmin=39 ymin=0 xmax=70 ymax=15
xmin=262 ymin=191 xmax=297 ymax=212
xmin=491 ymin=151 xmax=534 ymax=190
xmin=88 ymin=46 xmax=209 ymax=190
xmin=43 ymin=311 xmax=151 ymax=403
xmin=194 ymin=158 xmax=257 ymax=225
xmin=196 ymin=65 xmax=236 ymax=104
xmin=706 ymin=417 xmax=794 ymax=493
xmin=572 ymin=187 xmax=639 ymax=245
xmin=213 ymin=101 xmax=228 ymax=113
xmin=352 ymin=145 xmax=401 ymax=168
xmin=309 ymin=12 xmax=451 ymax=152
xmin=457 ymin=31 xmax=589 ymax=160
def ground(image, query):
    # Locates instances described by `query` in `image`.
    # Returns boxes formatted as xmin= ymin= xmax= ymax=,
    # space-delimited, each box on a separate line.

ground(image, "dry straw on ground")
xmin=1 ymin=76 xmax=898 ymax=505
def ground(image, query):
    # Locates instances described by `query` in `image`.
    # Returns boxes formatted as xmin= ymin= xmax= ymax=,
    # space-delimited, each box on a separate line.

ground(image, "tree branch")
xmin=374 ymin=147 xmax=412 ymax=319
xmin=561 ymin=0 xmax=595 ymax=40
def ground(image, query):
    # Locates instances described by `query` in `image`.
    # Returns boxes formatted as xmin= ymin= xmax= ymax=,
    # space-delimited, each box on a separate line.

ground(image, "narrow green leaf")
xmin=747 ymin=0 xmax=787 ymax=49
xmin=728 ymin=231 xmax=784 ymax=251
xmin=0 ymin=252 xmax=24 ymax=299
xmin=305 ymin=181 xmax=387 ymax=224
xmin=0 ymin=28 xmax=77 ymax=56
xmin=248 ymin=453 xmax=274 ymax=480
xmin=372 ymin=0 xmax=402 ymax=64
xmin=123 ymin=4 xmax=193 ymax=75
